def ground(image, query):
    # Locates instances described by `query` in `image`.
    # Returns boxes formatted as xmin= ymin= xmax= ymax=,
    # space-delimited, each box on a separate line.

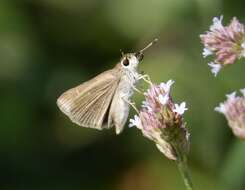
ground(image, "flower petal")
xmin=210 ymin=15 xmax=223 ymax=31
xmin=173 ymin=102 xmax=188 ymax=115
xmin=129 ymin=115 xmax=142 ymax=128
xmin=240 ymin=89 xmax=245 ymax=96
xmin=158 ymin=94 xmax=169 ymax=105
xmin=208 ymin=62 xmax=222 ymax=76
xmin=214 ymin=103 xmax=226 ymax=113
xmin=160 ymin=80 xmax=175 ymax=93
xmin=226 ymin=91 xmax=236 ymax=101
xmin=202 ymin=48 xmax=213 ymax=58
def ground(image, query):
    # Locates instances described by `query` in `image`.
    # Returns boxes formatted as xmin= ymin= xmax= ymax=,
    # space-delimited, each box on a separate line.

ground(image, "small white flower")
xmin=129 ymin=115 xmax=142 ymax=128
xmin=173 ymin=102 xmax=188 ymax=115
xmin=158 ymin=94 xmax=169 ymax=105
xmin=160 ymin=80 xmax=175 ymax=93
xmin=208 ymin=62 xmax=222 ymax=76
xmin=240 ymin=89 xmax=245 ymax=96
xmin=210 ymin=15 xmax=223 ymax=31
xmin=226 ymin=91 xmax=236 ymax=101
xmin=214 ymin=103 xmax=226 ymax=113
xmin=202 ymin=48 xmax=213 ymax=58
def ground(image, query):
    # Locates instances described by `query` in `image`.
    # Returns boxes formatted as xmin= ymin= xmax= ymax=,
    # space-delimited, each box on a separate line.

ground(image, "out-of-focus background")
xmin=1 ymin=0 xmax=245 ymax=189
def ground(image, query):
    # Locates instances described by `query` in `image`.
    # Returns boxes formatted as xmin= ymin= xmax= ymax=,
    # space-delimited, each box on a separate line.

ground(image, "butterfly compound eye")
xmin=122 ymin=58 xmax=129 ymax=66
xmin=135 ymin=52 xmax=144 ymax=61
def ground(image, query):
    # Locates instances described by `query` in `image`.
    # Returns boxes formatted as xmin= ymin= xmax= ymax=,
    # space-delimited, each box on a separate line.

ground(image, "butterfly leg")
xmin=121 ymin=96 xmax=139 ymax=114
xmin=138 ymin=74 xmax=152 ymax=85
xmin=131 ymin=85 xmax=144 ymax=95
xmin=127 ymin=79 xmax=144 ymax=94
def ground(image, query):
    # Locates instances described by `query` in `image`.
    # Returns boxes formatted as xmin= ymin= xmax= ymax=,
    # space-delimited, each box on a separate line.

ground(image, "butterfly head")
xmin=120 ymin=53 xmax=142 ymax=71
xmin=119 ymin=38 xmax=158 ymax=71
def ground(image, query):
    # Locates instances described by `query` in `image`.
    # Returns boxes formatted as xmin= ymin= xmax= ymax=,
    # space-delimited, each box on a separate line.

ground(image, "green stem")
xmin=176 ymin=152 xmax=194 ymax=190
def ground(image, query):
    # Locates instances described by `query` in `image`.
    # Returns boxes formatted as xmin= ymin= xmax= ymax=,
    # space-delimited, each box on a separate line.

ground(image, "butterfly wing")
xmin=57 ymin=68 xmax=121 ymax=130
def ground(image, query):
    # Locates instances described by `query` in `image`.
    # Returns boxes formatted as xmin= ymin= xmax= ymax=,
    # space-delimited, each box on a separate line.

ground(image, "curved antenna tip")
xmin=153 ymin=38 xmax=158 ymax=43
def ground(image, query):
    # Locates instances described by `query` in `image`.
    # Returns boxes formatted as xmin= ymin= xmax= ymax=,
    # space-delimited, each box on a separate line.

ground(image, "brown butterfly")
xmin=57 ymin=39 xmax=157 ymax=134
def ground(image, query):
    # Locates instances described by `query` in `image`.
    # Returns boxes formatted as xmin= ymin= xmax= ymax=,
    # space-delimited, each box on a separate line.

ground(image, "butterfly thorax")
xmin=120 ymin=68 xmax=139 ymax=98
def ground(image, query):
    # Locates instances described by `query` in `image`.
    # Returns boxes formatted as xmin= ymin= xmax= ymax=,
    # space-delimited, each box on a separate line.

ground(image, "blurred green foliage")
xmin=1 ymin=0 xmax=245 ymax=189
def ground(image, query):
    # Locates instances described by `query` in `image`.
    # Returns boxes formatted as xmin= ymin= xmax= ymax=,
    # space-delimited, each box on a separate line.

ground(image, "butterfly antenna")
xmin=120 ymin=49 xmax=124 ymax=56
xmin=139 ymin=38 xmax=158 ymax=53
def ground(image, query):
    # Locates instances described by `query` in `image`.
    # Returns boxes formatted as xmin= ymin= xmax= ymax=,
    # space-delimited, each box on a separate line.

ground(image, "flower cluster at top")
xmin=215 ymin=89 xmax=245 ymax=139
xmin=129 ymin=80 xmax=190 ymax=160
xmin=200 ymin=16 xmax=245 ymax=76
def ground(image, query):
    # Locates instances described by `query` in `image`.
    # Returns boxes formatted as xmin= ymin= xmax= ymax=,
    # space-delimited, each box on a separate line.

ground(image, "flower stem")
xmin=176 ymin=152 xmax=194 ymax=190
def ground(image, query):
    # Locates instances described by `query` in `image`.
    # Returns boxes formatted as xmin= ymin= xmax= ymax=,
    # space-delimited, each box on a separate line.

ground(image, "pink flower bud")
xmin=215 ymin=89 xmax=245 ymax=139
xmin=129 ymin=80 xmax=190 ymax=160
xmin=200 ymin=16 xmax=245 ymax=76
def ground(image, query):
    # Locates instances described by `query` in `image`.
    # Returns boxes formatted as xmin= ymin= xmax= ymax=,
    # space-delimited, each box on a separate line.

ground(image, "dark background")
xmin=1 ymin=0 xmax=245 ymax=189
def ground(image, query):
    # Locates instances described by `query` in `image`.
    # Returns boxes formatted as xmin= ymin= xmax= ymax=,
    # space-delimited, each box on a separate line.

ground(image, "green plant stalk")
xmin=175 ymin=149 xmax=194 ymax=190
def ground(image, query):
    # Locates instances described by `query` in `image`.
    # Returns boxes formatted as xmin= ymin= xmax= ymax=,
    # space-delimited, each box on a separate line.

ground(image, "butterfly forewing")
xmin=72 ymin=81 xmax=117 ymax=128
xmin=57 ymin=68 xmax=121 ymax=129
